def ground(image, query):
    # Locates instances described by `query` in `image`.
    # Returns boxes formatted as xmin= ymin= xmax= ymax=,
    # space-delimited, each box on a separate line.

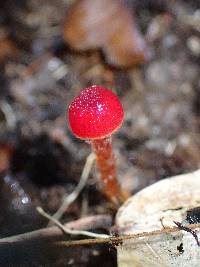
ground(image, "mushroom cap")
xmin=68 ymin=85 xmax=124 ymax=139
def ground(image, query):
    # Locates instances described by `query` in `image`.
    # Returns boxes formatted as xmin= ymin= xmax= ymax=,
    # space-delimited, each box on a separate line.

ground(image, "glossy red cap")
xmin=68 ymin=85 xmax=124 ymax=139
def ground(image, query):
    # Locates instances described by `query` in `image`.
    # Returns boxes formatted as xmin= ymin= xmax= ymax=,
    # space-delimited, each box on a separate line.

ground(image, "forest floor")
xmin=1 ymin=0 xmax=200 ymax=266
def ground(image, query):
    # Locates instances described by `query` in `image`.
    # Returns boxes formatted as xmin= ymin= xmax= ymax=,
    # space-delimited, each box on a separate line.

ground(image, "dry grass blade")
xmin=37 ymin=206 xmax=109 ymax=238
xmin=48 ymin=153 xmax=95 ymax=225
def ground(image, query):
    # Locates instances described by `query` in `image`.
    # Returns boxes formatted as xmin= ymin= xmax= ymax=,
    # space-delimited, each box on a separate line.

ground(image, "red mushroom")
xmin=68 ymin=85 xmax=128 ymax=204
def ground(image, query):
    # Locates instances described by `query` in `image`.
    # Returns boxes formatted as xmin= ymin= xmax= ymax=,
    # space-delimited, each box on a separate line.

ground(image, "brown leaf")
xmin=0 ymin=144 xmax=14 ymax=173
xmin=0 ymin=37 xmax=17 ymax=62
xmin=64 ymin=0 xmax=151 ymax=67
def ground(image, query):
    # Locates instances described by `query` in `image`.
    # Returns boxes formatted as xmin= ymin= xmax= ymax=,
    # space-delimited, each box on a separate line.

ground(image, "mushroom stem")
xmin=91 ymin=136 xmax=127 ymax=204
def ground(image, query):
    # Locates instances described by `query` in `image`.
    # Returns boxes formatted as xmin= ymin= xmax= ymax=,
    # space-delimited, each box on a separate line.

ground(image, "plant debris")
xmin=1 ymin=0 xmax=200 ymax=266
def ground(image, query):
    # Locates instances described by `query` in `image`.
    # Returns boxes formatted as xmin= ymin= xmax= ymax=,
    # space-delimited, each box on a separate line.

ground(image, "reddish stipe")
xmin=68 ymin=85 xmax=127 ymax=204
xmin=91 ymin=137 xmax=123 ymax=203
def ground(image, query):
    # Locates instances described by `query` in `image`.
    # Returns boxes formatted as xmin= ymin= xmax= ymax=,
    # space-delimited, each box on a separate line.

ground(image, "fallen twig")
xmin=174 ymin=221 xmax=200 ymax=246
xmin=55 ymin=223 xmax=200 ymax=247
xmin=0 ymin=214 xmax=112 ymax=265
xmin=0 ymin=214 xmax=112 ymax=246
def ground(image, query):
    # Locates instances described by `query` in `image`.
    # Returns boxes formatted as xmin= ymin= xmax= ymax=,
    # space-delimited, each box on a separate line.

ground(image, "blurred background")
xmin=1 ymin=0 xmax=200 ymax=266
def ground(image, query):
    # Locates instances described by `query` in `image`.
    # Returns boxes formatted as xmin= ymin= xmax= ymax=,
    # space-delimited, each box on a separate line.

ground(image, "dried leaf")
xmin=116 ymin=170 xmax=200 ymax=266
xmin=0 ymin=144 xmax=14 ymax=173
xmin=64 ymin=0 xmax=151 ymax=67
xmin=0 ymin=38 xmax=17 ymax=62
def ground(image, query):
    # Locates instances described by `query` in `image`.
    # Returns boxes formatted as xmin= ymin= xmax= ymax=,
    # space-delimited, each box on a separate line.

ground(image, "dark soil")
xmin=1 ymin=0 xmax=200 ymax=266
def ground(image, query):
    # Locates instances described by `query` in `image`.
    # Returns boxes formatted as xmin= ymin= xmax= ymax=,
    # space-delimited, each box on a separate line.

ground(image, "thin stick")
xmin=174 ymin=221 xmax=200 ymax=246
xmin=0 ymin=214 xmax=112 ymax=265
xmin=0 ymin=214 xmax=112 ymax=245
xmin=37 ymin=206 xmax=109 ymax=239
xmin=48 ymin=153 xmax=95 ymax=225
xmin=55 ymin=223 xmax=200 ymax=248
